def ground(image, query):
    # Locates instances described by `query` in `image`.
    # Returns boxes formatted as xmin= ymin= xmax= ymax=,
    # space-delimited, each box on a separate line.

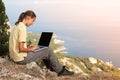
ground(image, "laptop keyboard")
xmin=33 ymin=46 xmax=47 ymax=52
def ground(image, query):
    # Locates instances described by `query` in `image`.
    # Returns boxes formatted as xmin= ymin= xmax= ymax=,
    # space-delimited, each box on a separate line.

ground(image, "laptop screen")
xmin=38 ymin=32 xmax=53 ymax=46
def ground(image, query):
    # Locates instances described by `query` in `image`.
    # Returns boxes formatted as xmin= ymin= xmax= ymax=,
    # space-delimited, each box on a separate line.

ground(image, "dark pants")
xmin=16 ymin=47 xmax=63 ymax=73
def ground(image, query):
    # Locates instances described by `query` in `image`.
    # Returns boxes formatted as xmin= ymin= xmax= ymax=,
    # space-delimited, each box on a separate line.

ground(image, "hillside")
xmin=26 ymin=32 xmax=120 ymax=78
xmin=0 ymin=32 xmax=119 ymax=80
xmin=0 ymin=55 xmax=120 ymax=80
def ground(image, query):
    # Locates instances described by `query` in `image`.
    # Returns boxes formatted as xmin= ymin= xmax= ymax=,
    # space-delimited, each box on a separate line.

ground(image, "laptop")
xmin=34 ymin=32 xmax=53 ymax=52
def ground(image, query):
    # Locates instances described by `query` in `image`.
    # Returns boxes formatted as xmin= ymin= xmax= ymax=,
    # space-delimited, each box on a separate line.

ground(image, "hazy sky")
xmin=3 ymin=0 xmax=120 ymax=67
xmin=4 ymin=0 xmax=120 ymax=30
xmin=4 ymin=0 xmax=120 ymax=26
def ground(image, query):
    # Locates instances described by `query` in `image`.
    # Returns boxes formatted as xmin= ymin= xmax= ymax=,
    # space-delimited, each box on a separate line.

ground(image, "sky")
xmin=3 ymin=0 xmax=120 ymax=67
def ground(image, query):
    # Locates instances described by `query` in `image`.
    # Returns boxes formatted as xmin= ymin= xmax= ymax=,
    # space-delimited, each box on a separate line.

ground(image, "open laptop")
xmin=34 ymin=32 xmax=53 ymax=52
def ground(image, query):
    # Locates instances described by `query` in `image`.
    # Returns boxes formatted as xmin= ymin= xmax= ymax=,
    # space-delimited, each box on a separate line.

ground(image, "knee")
xmin=46 ymin=47 xmax=51 ymax=50
xmin=44 ymin=47 xmax=52 ymax=52
xmin=45 ymin=47 xmax=54 ymax=54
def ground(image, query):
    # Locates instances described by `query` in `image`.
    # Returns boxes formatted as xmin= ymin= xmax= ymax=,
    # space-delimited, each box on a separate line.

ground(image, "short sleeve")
xmin=19 ymin=28 xmax=26 ymax=42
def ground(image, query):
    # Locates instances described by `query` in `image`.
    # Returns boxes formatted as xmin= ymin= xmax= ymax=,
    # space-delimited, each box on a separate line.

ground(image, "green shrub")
xmin=0 ymin=0 xmax=10 ymax=56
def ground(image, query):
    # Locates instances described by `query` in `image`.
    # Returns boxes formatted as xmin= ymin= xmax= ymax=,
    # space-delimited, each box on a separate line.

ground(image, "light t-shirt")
xmin=9 ymin=22 xmax=27 ymax=62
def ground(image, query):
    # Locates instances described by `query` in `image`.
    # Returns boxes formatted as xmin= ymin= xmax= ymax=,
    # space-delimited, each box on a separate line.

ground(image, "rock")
xmin=0 ymin=57 xmax=7 ymax=63
xmin=26 ymin=62 xmax=49 ymax=77
xmin=0 ymin=65 xmax=12 ymax=77
xmin=105 ymin=61 xmax=113 ymax=67
xmin=26 ymin=62 xmax=38 ymax=69
xmin=89 ymin=57 xmax=97 ymax=64
xmin=11 ymin=72 xmax=32 ymax=79
xmin=0 ymin=55 xmax=119 ymax=80
xmin=80 ymin=62 xmax=87 ymax=69
xmin=92 ymin=67 xmax=102 ymax=72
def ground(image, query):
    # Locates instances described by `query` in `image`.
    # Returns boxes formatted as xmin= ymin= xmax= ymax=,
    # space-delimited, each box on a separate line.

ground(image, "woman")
xmin=9 ymin=10 xmax=74 ymax=76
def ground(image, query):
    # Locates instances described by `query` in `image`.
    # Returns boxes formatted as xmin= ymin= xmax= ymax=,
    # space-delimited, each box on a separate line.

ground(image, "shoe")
xmin=58 ymin=66 xmax=74 ymax=76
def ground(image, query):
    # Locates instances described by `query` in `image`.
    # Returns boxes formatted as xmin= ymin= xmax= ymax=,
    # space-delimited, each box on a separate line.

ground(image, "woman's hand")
xmin=28 ymin=45 xmax=38 ymax=51
xmin=19 ymin=42 xmax=38 ymax=52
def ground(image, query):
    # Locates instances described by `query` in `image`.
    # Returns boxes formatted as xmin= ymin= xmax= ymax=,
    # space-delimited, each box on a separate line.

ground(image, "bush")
xmin=0 ymin=0 xmax=10 ymax=56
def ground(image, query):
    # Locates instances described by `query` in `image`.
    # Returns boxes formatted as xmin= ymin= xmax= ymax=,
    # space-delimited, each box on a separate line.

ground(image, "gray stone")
xmin=92 ymin=67 xmax=102 ymax=72
xmin=26 ymin=62 xmax=38 ymax=69
xmin=0 ymin=57 xmax=7 ymax=63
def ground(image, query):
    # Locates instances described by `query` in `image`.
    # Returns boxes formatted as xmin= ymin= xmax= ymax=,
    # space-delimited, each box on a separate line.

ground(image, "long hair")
xmin=15 ymin=10 xmax=36 ymax=25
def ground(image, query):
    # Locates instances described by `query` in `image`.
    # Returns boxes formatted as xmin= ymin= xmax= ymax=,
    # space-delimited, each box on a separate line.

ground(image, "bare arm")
xmin=19 ymin=42 xmax=38 ymax=53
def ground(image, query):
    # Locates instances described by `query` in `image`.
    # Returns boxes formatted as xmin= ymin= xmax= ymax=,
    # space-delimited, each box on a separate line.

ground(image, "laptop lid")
xmin=38 ymin=32 xmax=53 ymax=46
